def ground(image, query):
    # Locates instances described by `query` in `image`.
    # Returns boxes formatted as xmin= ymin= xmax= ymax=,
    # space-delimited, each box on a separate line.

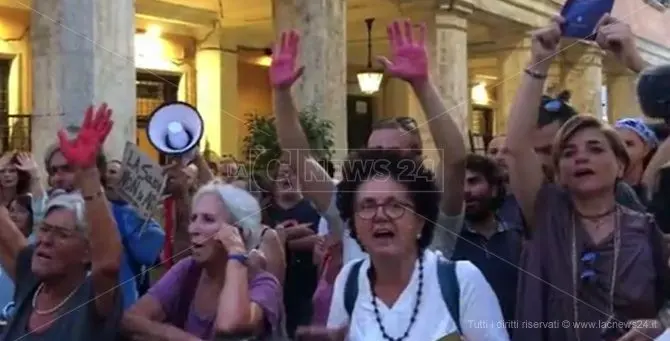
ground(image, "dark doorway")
xmin=471 ymin=105 xmax=494 ymax=151
xmin=136 ymin=71 xmax=180 ymax=164
xmin=347 ymin=95 xmax=374 ymax=151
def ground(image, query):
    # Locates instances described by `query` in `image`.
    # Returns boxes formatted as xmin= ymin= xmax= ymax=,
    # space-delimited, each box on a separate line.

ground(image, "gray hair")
xmin=45 ymin=190 xmax=87 ymax=235
xmin=192 ymin=181 xmax=263 ymax=250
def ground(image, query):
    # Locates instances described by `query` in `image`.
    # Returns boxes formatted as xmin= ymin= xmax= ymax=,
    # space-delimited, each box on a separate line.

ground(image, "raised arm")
xmin=269 ymin=31 xmax=336 ymax=213
xmin=192 ymin=152 xmax=215 ymax=185
xmin=378 ymin=20 xmax=466 ymax=216
xmin=0 ymin=205 xmax=28 ymax=281
xmin=214 ymin=223 xmax=281 ymax=337
xmin=58 ymin=104 xmax=122 ymax=317
xmin=505 ymin=18 xmax=562 ymax=228
xmin=15 ymin=153 xmax=46 ymax=202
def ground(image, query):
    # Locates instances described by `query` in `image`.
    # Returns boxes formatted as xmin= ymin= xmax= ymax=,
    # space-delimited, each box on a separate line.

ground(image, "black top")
xmin=1 ymin=247 xmax=122 ymax=341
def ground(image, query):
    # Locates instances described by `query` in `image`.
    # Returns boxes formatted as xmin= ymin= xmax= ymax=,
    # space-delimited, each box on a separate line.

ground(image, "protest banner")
xmin=118 ymin=142 xmax=166 ymax=218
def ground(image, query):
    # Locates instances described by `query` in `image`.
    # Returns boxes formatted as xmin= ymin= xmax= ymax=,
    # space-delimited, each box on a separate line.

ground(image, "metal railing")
xmin=0 ymin=114 xmax=31 ymax=153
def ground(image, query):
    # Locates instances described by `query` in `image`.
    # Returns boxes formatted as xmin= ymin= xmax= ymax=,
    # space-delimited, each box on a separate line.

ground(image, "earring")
xmin=416 ymin=233 xmax=421 ymax=240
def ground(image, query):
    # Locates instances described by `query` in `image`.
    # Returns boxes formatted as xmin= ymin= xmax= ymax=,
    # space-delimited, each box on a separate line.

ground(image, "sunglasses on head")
xmin=544 ymin=99 xmax=563 ymax=112
xmin=580 ymin=249 xmax=598 ymax=283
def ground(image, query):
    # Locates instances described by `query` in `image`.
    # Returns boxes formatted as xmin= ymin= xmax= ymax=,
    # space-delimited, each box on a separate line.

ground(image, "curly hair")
xmin=335 ymin=149 xmax=441 ymax=251
xmin=465 ymin=154 xmax=507 ymax=211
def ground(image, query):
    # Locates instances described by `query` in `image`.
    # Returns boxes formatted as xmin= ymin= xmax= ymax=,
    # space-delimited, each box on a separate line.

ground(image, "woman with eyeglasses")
xmin=296 ymin=149 xmax=507 ymax=341
xmin=0 ymin=104 xmax=124 ymax=341
xmin=270 ymin=19 xmax=467 ymax=267
xmin=506 ymin=16 xmax=670 ymax=341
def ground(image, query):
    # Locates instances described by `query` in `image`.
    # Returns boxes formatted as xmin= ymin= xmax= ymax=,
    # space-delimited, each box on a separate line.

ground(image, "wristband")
xmin=83 ymin=190 xmax=104 ymax=201
xmin=524 ymin=68 xmax=548 ymax=79
xmin=228 ymin=253 xmax=249 ymax=266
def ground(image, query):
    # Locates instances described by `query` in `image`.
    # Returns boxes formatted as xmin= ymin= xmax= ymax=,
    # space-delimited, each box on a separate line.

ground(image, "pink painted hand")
xmin=269 ymin=30 xmax=304 ymax=89
xmin=57 ymin=103 xmax=113 ymax=169
xmin=377 ymin=20 xmax=429 ymax=84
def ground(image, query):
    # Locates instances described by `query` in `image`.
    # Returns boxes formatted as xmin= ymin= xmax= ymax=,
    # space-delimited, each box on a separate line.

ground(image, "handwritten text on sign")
xmin=118 ymin=142 xmax=165 ymax=217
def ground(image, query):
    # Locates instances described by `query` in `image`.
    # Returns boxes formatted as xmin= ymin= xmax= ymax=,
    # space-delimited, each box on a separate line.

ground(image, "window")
xmin=0 ymin=59 xmax=29 ymax=152
xmin=135 ymin=72 xmax=180 ymax=164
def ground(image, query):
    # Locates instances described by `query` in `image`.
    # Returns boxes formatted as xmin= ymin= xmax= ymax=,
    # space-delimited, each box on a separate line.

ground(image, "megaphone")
xmin=147 ymin=101 xmax=204 ymax=161
xmin=637 ymin=64 xmax=670 ymax=121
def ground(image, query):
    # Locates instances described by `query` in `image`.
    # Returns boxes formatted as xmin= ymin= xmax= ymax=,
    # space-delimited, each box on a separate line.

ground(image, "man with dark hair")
xmin=452 ymin=154 xmax=523 ymax=329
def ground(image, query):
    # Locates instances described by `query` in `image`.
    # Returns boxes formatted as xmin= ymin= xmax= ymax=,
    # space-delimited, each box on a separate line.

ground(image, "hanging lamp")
xmin=356 ymin=18 xmax=383 ymax=94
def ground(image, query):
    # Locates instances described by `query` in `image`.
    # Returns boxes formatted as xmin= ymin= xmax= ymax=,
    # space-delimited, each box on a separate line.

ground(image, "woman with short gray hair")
xmin=122 ymin=181 xmax=283 ymax=341
xmin=0 ymin=103 xmax=123 ymax=341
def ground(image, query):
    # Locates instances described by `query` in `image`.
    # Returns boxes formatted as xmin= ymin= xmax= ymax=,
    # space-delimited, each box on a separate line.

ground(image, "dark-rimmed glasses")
xmin=356 ymin=200 xmax=414 ymax=220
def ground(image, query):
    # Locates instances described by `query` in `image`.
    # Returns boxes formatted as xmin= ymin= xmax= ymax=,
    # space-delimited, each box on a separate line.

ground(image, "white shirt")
xmin=327 ymin=250 xmax=510 ymax=341
xmin=322 ymin=193 xmax=366 ymax=263
xmin=657 ymin=329 xmax=670 ymax=340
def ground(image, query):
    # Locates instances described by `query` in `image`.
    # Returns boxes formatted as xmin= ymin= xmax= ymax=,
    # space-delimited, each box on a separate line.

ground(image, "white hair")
xmin=44 ymin=190 xmax=87 ymax=235
xmin=192 ymin=181 xmax=263 ymax=250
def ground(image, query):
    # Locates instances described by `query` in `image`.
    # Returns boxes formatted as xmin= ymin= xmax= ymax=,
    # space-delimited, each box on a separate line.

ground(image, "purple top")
xmin=148 ymin=257 xmax=283 ymax=340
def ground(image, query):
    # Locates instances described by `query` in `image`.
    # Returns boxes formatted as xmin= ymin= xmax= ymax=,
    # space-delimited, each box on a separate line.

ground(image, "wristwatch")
xmin=228 ymin=253 xmax=249 ymax=266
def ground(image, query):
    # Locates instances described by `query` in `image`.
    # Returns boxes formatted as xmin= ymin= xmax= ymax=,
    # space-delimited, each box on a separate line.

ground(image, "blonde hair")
xmin=552 ymin=114 xmax=630 ymax=175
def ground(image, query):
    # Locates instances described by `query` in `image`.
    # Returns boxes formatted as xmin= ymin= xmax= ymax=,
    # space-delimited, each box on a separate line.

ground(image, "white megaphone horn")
xmin=147 ymin=101 xmax=204 ymax=163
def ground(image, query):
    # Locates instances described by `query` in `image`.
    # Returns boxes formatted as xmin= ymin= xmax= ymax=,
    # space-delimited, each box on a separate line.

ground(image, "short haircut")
xmin=335 ymin=149 xmax=440 ymax=251
xmin=465 ymin=154 xmax=506 ymax=210
xmin=192 ymin=181 xmax=263 ymax=250
xmin=553 ymin=115 xmax=630 ymax=174
xmin=44 ymin=191 xmax=87 ymax=235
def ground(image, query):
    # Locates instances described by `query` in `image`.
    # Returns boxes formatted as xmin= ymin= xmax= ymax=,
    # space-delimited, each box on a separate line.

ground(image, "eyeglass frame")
xmin=355 ymin=199 xmax=415 ymax=220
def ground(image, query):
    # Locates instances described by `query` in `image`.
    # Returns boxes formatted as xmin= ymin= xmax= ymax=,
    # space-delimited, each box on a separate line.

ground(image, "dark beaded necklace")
xmin=369 ymin=254 xmax=424 ymax=341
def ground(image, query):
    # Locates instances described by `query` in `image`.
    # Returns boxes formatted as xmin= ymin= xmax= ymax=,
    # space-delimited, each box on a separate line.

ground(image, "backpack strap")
xmin=437 ymin=258 xmax=461 ymax=334
xmin=344 ymin=260 xmax=364 ymax=316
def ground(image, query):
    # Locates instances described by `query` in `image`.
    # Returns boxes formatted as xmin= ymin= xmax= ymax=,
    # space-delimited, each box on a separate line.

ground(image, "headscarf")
xmin=615 ymin=118 xmax=659 ymax=148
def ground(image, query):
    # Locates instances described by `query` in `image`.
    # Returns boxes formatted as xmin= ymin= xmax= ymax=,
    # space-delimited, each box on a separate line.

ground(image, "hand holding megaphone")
xmin=147 ymin=101 xmax=204 ymax=163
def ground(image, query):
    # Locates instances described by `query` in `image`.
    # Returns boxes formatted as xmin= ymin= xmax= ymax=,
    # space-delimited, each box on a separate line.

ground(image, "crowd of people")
xmin=0 ymin=12 xmax=667 ymax=341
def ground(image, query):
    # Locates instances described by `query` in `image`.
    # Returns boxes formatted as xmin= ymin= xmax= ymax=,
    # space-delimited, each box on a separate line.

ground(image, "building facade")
xmin=0 ymin=0 xmax=668 ymax=166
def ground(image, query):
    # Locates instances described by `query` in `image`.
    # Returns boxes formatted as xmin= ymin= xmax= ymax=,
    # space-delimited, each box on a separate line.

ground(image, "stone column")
xmin=195 ymin=30 xmax=240 ymax=158
xmin=31 ymin=0 xmax=135 ymax=164
xmin=383 ymin=9 xmax=470 ymax=167
xmin=607 ymin=71 xmax=642 ymax=121
xmin=496 ymin=37 xmax=531 ymax=134
xmin=272 ymin=0 xmax=348 ymax=161
xmin=562 ymin=43 xmax=604 ymax=117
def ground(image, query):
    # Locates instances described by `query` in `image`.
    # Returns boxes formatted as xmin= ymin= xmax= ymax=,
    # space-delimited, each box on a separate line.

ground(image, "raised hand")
xmin=215 ymin=223 xmax=246 ymax=254
xmin=15 ymin=152 xmax=38 ymax=177
xmin=529 ymin=16 xmax=564 ymax=68
xmin=595 ymin=14 xmax=645 ymax=72
xmin=378 ymin=20 xmax=429 ymax=84
xmin=269 ymin=30 xmax=304 ymax=89
xmin=57 ymin=103 xmax=113 ymax=169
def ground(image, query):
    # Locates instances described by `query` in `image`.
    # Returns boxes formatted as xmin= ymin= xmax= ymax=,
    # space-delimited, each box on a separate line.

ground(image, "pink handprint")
xmin=57 ymin=103 xmax=114 ymax=169
xmin=269 ymin=30 xmax=304 ymax=89
xmin=378 ymin=20 xmax=429 ymax=84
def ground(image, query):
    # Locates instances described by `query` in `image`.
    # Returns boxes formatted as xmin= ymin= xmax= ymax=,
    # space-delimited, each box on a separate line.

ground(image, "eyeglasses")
xmin=356 ymin=200 xmax=414 ymax=220
xmin=580 ymin=250 xmax=598 ymax=283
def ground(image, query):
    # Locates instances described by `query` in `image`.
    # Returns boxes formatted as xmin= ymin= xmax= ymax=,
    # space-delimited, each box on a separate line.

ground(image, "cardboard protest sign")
xmin=118 ymin=142 xmax=166 ymax=218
